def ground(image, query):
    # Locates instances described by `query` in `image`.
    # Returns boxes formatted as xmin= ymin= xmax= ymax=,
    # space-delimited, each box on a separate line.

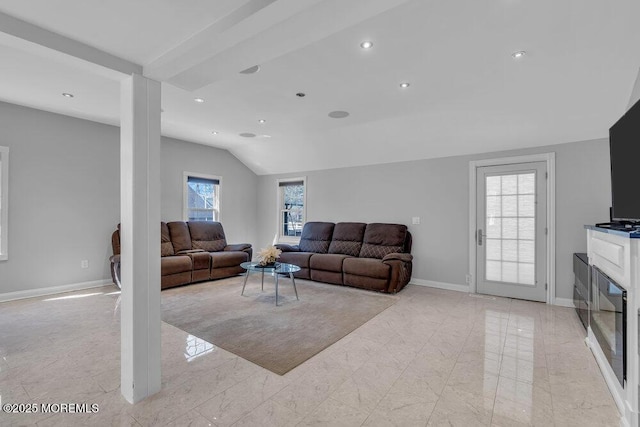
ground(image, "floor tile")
xmin=0 ymin=283 xmax=623 ymax=426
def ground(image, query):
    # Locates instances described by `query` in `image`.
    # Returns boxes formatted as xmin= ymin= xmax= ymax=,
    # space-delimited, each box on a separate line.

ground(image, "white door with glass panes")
xmin=476 ymin=162 xmax=547 ymax=302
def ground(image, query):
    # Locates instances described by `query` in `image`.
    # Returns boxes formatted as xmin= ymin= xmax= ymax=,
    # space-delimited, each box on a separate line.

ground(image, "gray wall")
xmin=160 ymin=137 xmax=258 ymax=245
xmin=0 ymin=102 xmax=120 ymax=293
xmin=0 ymin=102 xmax=258 ymax=295
xmin=257 ymin=138 xmax=611 ymax=300
xmin=0 ymin=98 xmax=613 ymax=300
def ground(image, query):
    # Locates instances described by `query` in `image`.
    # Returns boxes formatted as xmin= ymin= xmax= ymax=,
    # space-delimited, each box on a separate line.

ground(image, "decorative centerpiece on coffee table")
xmin=257 ymin=246 xmax=282 ymax=268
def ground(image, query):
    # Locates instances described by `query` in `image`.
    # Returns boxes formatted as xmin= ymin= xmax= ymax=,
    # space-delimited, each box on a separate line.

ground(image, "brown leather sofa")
xmin=276 ymin=222 xmax=412 ymax=293
xmin=110 ymin=221 xmax=252 ymax=289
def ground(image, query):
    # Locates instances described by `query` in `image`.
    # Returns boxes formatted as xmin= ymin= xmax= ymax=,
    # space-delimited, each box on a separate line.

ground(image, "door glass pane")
xmin=502 ymin=196 xmax=518 ymax=216
xmin=518 ymin=195 xmax=535 ymax=217
xmin=502 ymin=240 xmax=518 ymax=262
xmin=519 ymin=218 xmax=535 ymax=240
xmin=502 ymin=218 xmax=517 ymax=239
xmin=486 ymin=261 xmax=502 ymax=281
xmin=486 ymin=217 xmax=501 ymax=238
xmin=487 ymin=196 xmax=501 ymax=217
xmin=486 ymin=239 xmax=501 ymax=260
xmin=485 ymin=172 xmax=536 ymax=285
xmin=519 ymin=241 xmax=535 ymax=263
xmin=486 ymin=176 xmax=501 ymax=196
xmin=501 ymin=175 xmax=518 ymax=195
xmin=518 ymin=174 xmax=535 ymax=194
xmin=502 ymin=262 xmax=518 ymax=283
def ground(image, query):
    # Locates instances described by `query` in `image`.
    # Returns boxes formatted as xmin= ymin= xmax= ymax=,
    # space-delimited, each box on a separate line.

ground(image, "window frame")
xmin=183 ymin=172 xmax=222 ymax=223
xmin=276 ymin=177 xmax=307 ymax=244
xmin=0 ymin=146 xmax=8 ymax=261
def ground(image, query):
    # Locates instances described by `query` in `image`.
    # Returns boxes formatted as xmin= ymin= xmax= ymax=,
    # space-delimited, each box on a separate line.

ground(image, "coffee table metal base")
xmin=240 ymin=262 xmax=300 ymax=306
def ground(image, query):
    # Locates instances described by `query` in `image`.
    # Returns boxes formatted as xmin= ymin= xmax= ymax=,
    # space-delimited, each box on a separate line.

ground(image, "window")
xmin=0 ymin=146 xmax=8 ymax=260
xmin=277 ymin=178 xmax=306 ymax=242
xmin=183 ymin=173 xmax=220 ymax=222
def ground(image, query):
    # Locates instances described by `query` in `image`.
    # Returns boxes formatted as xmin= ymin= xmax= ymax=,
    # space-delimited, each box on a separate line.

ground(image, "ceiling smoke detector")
xmin=240 ymin=65 xmax=261 ymax=74
xmin=511 ymin=51 xmax=526 ymax=59
xmin=328 ymin=111 xmax=350 ymax=119
xmin=399 ymin=82 xmax=410 ymax=88
xmin=194 ymin=98 xmax=205 ymax=103
xmin=62 ymin=93 xmax=74 ymax=98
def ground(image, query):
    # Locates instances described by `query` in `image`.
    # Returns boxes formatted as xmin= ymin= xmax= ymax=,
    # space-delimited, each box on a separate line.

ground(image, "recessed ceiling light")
xmin=262 ymin=134 xmax=272 ymax=138
xmin=239 ymin=132 xmax=256 ymax=138
xmin=328 ymin=111 xmax=350 ymax=119
xmin=212 ymin=131 xmax=218 ymax=135
xmin=399 ymin=82 xmax=410 ymax=88
xmin=194 ymin=98 xmax=205 ymax=103
xmin=62 ymin=93 xmax=74 ymax=98
xmin=511 ymin=51 xmax=526 ymax=59
xmin=240 ymin=65 xmax=260 ymax=74
xmin=360 ymin=41 xmax=373 ymax=49
xmin=258 ymin=119 xmax=266 ymax=124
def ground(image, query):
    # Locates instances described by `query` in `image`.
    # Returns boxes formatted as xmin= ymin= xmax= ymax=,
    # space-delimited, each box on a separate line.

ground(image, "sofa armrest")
xmin=225 ymin=243 xmax=252 ymax=252
xmin=176 ymin=249 xmax=205 ymax=255
xmin=382 ymin=253 xmax=413 ymax=263
xmin=382 ymin=254 xmax=413 ymax=294
xmin=275 ymin=244 xmax=300 ymax=252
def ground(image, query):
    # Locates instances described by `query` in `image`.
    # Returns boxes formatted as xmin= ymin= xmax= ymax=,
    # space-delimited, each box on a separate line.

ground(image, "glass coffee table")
xmin=240 ymin=262 xmax=300 ymax=306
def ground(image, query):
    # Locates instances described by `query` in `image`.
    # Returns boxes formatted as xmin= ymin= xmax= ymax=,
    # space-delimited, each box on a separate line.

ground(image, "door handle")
xmin=477 ymin=229 xmax=484 ymax=246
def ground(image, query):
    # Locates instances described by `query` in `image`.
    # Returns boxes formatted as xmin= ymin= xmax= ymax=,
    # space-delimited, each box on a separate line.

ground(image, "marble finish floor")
xmin=0 ymin=282 xmax=619 ymax=426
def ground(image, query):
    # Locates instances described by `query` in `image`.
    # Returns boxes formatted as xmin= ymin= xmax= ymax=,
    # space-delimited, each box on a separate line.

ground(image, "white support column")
xmin=120 ymin=74 xmax=162 ymax=404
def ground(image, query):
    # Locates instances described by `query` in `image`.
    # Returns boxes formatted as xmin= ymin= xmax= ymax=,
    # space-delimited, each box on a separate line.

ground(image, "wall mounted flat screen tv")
xmin=610 ymin=97 xmax=640 ymax=222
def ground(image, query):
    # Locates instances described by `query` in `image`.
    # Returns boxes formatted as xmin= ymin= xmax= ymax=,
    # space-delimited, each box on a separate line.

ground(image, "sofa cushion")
xmin=328 ymin=222 xmax=366 ymax=256
xmin=161 ymin=255 xmax=192 ymax=276
xmin=359 ymin=223 xmax=407 ymax=259
xmin=189 ymin=222 xmax=227 ymax=252
xmin=279 ymin=252 xmax=313 ymax=269
xmin=161 ymin=222 xmax=175 ymax=257
xmin=167 ymin=221 xmax=192 ymax=252
xmin=343 ymin=257 xmax=390 ymax=279
xmin=309 ymin=253 xmax=352 ymax=272
xmin=298 ymin=222 xmax=335 ymax=254
xmin=211 ymin=251 xmax=248 ymax=269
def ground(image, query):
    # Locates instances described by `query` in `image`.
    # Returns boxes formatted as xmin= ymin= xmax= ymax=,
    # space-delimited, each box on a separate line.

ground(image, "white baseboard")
xmin=553 ymin=297 xmax=575 ymax=308
xmin=410 ymin=280 xmax=577 ymax=308
xmin=410 ymin=278 xmax=469 ymax=293
xmin=0 ymin=279 xmax=113 ymax=303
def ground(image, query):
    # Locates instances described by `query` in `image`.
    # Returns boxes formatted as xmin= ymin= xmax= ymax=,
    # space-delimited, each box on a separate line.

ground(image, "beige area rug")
xmin=161 ymin=274 xmax=398 ymax=375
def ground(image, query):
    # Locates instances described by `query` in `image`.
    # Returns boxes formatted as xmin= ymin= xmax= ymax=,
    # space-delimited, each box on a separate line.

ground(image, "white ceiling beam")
xmin=144 ymin=0 xmax=285 ymax=82
xmin=145 ymin=0 xmax=413 ymax=91
xmin=0 ymin=11 xmax=141 ymax=79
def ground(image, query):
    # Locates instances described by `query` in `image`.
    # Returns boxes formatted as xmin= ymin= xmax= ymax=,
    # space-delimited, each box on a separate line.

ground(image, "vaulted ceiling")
xmin=0 ymin=0 xmax=638 ymax=175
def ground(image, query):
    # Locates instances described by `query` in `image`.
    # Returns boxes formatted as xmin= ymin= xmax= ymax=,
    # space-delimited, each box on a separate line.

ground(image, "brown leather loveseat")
xmin=276 ymin=222 xmax=412 ymax=293
xmin=110 ymin=221 xmax=252 ymax=289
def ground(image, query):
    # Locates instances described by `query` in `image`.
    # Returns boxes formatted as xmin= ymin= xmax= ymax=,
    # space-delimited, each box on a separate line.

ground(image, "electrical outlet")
xmin=81 ymin=260 xmax=89 ymax=269
xmin=465 ymin=274 xmax=472 ymax=284
xmin=412 ymin=216 xmax=421 ymax=225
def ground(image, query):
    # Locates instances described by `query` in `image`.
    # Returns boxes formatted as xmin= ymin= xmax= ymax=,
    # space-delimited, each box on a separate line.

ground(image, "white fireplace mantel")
xmin=586 ymin=225 xmax=640 ymax=427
